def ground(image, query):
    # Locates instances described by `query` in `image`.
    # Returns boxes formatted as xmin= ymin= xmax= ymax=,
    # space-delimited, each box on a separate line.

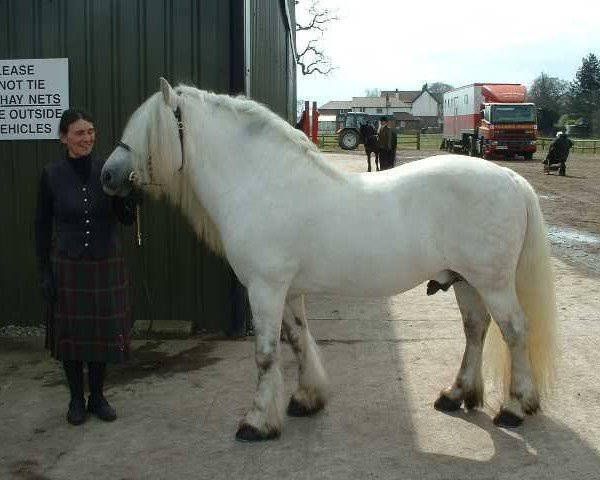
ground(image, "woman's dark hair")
xmin=59 ymin=109 xmax=94 ymax=135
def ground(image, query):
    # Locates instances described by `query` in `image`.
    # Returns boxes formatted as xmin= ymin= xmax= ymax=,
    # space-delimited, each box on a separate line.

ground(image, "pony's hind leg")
xmin=236 ymin=281 xmax=287 ymax=442
xmin=482 ymin=288 xmax=540 ymax=427
xmin=282 ymin=294 xmax=330 ymax=416
xmin=434 ymin=280 xmax=491 ymax=412
xmin=375 ymin=152 xmax=380 ymax=171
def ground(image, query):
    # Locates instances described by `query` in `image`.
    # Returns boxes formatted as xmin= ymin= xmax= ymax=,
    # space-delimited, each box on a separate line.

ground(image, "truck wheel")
xmin=523 ymin=152 xmax=533 ymax=160
xmin=339 ymin=130 xmax=359 ymax=150
xmin=468 ymin=137 xmax=476 ymax=156
xmin=477 ymin=138 xmax=484 ymax=158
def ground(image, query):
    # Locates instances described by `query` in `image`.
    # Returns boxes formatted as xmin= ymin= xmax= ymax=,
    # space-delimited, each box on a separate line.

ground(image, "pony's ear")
xmin=159 ymin=77 xmax=178 ymax=109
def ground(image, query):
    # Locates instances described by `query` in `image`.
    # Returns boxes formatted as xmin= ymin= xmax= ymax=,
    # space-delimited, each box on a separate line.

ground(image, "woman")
xmin=35 ymin=109 xmax=139 ymax=425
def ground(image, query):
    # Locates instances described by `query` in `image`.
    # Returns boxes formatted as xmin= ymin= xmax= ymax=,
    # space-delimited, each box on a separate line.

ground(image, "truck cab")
xmin=478 ymin=102 xmax=537 ymax=159
xmin=442 ymin=83 xmax=538 ymax=160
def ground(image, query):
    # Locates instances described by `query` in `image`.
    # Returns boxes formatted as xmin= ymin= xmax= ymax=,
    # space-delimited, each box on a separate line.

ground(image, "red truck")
xmin=442 ymin=83 xmax=537 ymax=159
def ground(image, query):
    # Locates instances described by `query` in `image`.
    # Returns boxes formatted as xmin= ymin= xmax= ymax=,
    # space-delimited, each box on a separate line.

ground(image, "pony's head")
xmin=101 ymin=77 xmax=185 ymax=197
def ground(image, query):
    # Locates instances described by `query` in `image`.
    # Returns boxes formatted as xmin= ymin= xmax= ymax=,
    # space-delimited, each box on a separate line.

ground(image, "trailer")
xmin=442 ymin=84 xmax=537 ymax=159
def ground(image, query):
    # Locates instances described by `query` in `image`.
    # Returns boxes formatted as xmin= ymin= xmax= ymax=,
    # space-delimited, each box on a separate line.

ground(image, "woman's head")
xmin=59 ymin=109 xmax=95 ymax=158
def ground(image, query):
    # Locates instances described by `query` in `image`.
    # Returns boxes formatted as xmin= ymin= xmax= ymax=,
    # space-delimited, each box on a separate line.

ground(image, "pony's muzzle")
xmin=100 ymin=166 xmax=130 ymax=196
xmin=100 ymin=167 xmax=115 ymax=191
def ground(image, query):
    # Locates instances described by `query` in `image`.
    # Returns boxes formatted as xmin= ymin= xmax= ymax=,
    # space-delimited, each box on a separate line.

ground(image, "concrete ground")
xmin=2 ymin=152 xmax=600 ymax=479
xmin=2 ymin=257 xmax=600 ymax=479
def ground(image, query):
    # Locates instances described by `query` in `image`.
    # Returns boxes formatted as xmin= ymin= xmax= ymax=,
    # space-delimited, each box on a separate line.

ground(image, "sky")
xmin=296 ymin=0 xmax=600 ymax=107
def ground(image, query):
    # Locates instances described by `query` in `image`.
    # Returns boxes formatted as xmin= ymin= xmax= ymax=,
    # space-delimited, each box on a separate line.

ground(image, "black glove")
xmin=39 ymin=269 xmax=57 ymax=303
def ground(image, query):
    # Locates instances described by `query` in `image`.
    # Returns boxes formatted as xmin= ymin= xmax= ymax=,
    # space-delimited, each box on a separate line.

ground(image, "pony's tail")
xmin=486 ymin=176 xmax=558 ymax=402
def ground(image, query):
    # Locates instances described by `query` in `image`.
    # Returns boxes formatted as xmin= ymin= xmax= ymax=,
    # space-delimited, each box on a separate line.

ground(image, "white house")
xmin=320 ymin=87 xmax=442 ymax=129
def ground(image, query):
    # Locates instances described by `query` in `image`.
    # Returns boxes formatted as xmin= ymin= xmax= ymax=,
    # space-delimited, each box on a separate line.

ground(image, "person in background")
xmin=377 ymin=116 xmax=394 ymax=170
xmin=390 ymin=119 xmax=398 ymax=168
xmin=35 ymin=109 xmax=139 ymax=425
xmin=544 ymin=131 xmax=574 ymax=176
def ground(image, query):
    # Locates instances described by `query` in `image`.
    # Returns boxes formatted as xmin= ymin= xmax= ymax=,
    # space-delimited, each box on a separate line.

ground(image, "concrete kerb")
xmin=133 ymin=319 xmax=194 ymax=337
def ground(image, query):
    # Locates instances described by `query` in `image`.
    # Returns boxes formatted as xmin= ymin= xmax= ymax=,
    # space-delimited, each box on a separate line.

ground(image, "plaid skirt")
xmin=46 ymin=248 xmax=132 ymax=363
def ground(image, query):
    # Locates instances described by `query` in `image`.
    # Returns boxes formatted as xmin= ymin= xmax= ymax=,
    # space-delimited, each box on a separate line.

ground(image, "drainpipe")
xmin=244 ymin=0 xmax=252 ymax=97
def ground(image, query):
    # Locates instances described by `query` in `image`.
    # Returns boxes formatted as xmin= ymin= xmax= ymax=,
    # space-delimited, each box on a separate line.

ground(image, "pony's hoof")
xmin=523 ymin=403 xmax=540 ymax=416
xmin=493 ymin=409 xmax=523 ymax=428
xmin=235 ymin=424 xmax=280 ymax=442
xmin=463 ymin=392 xmax=483 ymax=410
xmin=427 ymin=280 xmax=441 ymax=296
xmin=434 ymin=394 xmax=462 ymax=412
xmin=287 ymin=397 xmax=324 ymax=417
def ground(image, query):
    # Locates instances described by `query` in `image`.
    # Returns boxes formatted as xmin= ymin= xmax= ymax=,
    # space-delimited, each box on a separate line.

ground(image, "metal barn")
xmin=0 ymin=0 xmax=297 ymax=330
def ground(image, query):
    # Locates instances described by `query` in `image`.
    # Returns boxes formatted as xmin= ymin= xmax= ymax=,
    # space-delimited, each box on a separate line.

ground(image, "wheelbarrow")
xmin=543 ymin=158 xmax=566 ymax=176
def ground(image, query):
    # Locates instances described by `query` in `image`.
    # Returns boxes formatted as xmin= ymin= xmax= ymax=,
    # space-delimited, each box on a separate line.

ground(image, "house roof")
xmin=319 ymin=100 xmax=352 ymax=110
xmin=380 ymin=89 xmax=442 ymax=104
xmin=380 ymin=90 xmax=422 ymax=103
xmin=320 ymin=89 xmax=442 ymax=112
xmin=350 ymin=96 xmax=408 ymax=108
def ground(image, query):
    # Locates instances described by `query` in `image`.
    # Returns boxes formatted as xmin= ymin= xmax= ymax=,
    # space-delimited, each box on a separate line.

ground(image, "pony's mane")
xmin=127 ymin=84 xmax=349 ymax=257
xmin=125 ymin=91 xmax=225 ymax=256
xmin=174 ymin=85 xmax=347 ymax=183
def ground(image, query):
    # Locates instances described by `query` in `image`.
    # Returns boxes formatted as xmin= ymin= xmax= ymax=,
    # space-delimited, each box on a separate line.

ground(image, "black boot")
xmin=63 ymin=361 xmax=87 ymax=425
xmin=87 ymin=362 xmax=117 ymax=422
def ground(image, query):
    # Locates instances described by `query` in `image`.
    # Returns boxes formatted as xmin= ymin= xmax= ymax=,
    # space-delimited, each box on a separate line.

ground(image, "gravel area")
xmin=0 ymin=324 xmax=45 ymax=337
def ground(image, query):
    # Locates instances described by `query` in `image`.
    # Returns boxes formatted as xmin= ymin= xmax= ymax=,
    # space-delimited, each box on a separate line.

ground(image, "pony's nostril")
xmin=101 ymin=168 xmax=114 ymax=188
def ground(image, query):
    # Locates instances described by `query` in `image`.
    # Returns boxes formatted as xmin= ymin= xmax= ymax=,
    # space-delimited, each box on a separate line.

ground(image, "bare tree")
xmin=295 ymin=1 xmax=338 ymax=75
xmin=428 ymin=82 xmax=454 ymax=95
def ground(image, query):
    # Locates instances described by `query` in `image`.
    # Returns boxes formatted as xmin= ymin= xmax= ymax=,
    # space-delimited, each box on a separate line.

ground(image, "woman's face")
xmin=61 ymin=119 xmax=95 ymax=158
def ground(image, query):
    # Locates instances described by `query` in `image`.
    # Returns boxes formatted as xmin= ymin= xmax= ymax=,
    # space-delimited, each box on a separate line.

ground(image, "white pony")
xmin=101 ymin=78 xmax=557 ymax=442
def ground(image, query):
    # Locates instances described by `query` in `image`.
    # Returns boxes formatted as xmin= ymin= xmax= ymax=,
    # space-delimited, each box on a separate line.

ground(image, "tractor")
xmin=336 ymin=112 xmax=383 ymax=150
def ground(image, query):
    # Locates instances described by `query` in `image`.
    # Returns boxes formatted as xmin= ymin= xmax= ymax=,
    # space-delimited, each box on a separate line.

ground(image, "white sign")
xmin=0 ymin=58 xmax=69 ymax=140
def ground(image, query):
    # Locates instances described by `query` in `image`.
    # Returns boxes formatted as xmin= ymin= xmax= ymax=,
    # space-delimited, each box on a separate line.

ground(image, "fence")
xmin=317 ymin=133 xmax=443 ymax=151
xmin=537 ymin=138 xmax=600 ymax=154
xmin=317 ymin=133 xmax=600 ymax=154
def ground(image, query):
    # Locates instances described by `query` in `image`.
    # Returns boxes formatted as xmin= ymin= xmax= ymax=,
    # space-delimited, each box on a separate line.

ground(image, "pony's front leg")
xmin=236 ymin=281 xmax=287 ymax=442
xmin=375 ymin=152 xmax=380 ymax=171
xmin=282 ymin=294 xmax=330 ymax=416
xmin=366 ymin=152 xmax=372 ymax=172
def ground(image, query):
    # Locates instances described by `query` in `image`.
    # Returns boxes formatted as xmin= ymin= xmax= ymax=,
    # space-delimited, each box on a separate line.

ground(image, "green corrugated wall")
xmin=0 ymin=0 xmax=296 ymax=329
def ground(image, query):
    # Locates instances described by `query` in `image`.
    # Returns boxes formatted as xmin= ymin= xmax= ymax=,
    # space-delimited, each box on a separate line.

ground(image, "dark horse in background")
xmin=360 ymin=122 xmax=379 ymax=172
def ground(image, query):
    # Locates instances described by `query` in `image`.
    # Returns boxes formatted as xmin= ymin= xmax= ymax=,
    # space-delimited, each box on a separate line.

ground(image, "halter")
xmin=117 ymin=106 xmax=185 ymax=185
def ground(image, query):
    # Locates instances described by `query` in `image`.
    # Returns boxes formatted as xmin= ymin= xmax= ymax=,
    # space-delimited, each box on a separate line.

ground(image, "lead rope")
xmin=131 ymin=195 xmax=155 ymax=335
xmin=136 ymin=204 xmax=142 ymax=246
xmin=125 ymin=102 xmax=184 ymax=336
xmin=127 ymin=170 xmax=153 ymax=333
